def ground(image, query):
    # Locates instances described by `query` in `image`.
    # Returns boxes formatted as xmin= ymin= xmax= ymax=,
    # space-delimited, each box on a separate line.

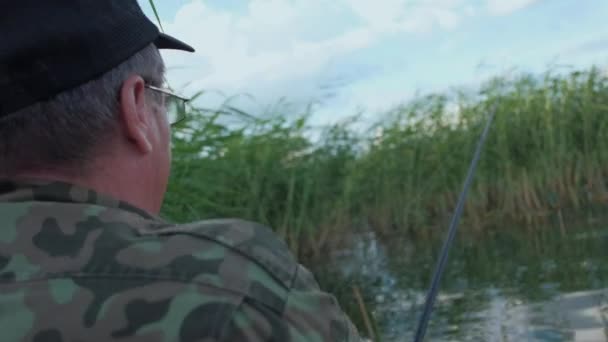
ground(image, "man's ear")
xmin=119 ymin=75 xmax=153 ymax=154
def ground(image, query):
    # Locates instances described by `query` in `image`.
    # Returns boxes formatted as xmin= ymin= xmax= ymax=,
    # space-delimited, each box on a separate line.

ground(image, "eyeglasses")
xmin=144 ymin=84 xmax=189 ymax=127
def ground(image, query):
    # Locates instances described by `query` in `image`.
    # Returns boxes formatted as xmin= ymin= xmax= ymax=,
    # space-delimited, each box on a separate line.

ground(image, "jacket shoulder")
xmin=116 ymin=217 xmax=300 ymax=314
xmin=146 ymin=218 xmax=299 ymax=290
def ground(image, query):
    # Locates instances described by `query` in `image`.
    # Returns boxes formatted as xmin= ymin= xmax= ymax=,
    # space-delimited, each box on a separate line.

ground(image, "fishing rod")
xmin=413 ymin=104 xmax=496 ymax=342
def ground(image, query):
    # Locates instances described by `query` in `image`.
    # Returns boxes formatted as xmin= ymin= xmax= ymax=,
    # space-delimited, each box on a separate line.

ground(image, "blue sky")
xmin=139 ymin=0 xmax=608 ymax=125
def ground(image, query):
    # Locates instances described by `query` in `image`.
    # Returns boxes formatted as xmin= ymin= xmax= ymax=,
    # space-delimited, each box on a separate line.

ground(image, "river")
xmin=314 ymin=219 xmax=608 ymax=341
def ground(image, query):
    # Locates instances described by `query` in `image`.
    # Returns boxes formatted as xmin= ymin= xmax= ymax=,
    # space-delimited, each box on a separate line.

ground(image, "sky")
xmin=138 ymin=0 xmax=608 ymax=125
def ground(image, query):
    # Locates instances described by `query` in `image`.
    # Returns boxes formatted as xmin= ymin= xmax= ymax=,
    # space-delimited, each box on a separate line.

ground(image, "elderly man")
xmin=0 ymin=1 xmax=361 ymax=341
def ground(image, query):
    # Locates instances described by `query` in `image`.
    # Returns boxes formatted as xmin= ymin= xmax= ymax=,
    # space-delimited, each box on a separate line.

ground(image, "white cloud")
xmin=158 ymin=0 xmax=480 ymax=115
xmin=344 ymin=0 xmax=472 ymax=33
xmin=160 ymin=0 xmax=376 ymax=110
xmin=486 ymin=0 xmax=539 ymax=16
xmin=157 ymin=0 xmax=534 ymax=117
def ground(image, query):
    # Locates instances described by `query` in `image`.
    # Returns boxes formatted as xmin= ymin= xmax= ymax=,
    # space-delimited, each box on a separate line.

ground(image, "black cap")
xmin=0 ymin=0 xmax=195 ymax=118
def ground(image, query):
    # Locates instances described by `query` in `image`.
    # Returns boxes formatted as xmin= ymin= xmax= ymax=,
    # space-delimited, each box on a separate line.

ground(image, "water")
xmin=314 ymin=222 xmax=608 ymax=341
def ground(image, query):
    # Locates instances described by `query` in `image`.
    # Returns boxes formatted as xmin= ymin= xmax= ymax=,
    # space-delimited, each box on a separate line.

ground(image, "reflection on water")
xmin=315 ymin=222 xmax=608 ymax=341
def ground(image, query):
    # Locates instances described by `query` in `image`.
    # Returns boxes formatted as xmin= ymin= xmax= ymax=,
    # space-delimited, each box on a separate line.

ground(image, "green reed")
xmin=161 ymin=66 xmax=608 ymax=258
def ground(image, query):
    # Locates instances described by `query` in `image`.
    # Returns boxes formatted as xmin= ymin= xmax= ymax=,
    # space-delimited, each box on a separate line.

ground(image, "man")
xmin=0 ymin=1 xmax=361 ymax=341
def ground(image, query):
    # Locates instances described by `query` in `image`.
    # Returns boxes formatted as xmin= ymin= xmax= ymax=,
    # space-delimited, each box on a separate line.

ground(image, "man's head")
xmin=0 ymin=0 xmax=194 ymax=214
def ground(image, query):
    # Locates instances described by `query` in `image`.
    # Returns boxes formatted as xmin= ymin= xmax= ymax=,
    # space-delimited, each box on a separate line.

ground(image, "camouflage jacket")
xmin=0 ymin=180 xmax=361 ymax=342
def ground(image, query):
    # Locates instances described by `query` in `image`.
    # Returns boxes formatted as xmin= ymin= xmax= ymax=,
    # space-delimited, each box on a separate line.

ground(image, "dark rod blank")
xmin=413 ymin=105 xmax=496 ymax=342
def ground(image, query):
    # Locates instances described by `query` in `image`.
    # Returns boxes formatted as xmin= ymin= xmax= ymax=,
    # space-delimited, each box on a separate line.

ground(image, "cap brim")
xmin=154 ymin=33 xmax=195 ymax=52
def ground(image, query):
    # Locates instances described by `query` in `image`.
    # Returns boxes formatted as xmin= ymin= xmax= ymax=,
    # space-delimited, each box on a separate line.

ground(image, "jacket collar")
xmin=0 ymin=179 xmax=162 ymax=221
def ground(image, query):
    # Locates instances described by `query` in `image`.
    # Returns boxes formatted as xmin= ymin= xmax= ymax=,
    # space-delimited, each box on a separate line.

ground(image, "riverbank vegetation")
xmin=161 ymin=66 xmax=608 ymax=259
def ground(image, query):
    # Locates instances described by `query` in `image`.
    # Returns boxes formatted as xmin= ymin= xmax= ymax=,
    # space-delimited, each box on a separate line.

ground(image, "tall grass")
xmin=161 ymin=66 xmax=608 ymax=258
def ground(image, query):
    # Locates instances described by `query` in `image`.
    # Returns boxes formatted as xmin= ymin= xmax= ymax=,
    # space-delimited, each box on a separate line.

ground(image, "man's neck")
xmin=13 ymin=168 xmax=160 ymax=214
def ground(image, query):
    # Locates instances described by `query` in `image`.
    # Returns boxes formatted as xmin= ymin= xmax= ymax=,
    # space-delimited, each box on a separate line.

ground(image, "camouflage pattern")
xmin=0 ymin=180 xmax=361 ymax=341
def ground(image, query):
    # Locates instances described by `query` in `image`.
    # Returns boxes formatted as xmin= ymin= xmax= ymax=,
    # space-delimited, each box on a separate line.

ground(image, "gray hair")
xmin=0 ymin=44 xmax=165 ymax=177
